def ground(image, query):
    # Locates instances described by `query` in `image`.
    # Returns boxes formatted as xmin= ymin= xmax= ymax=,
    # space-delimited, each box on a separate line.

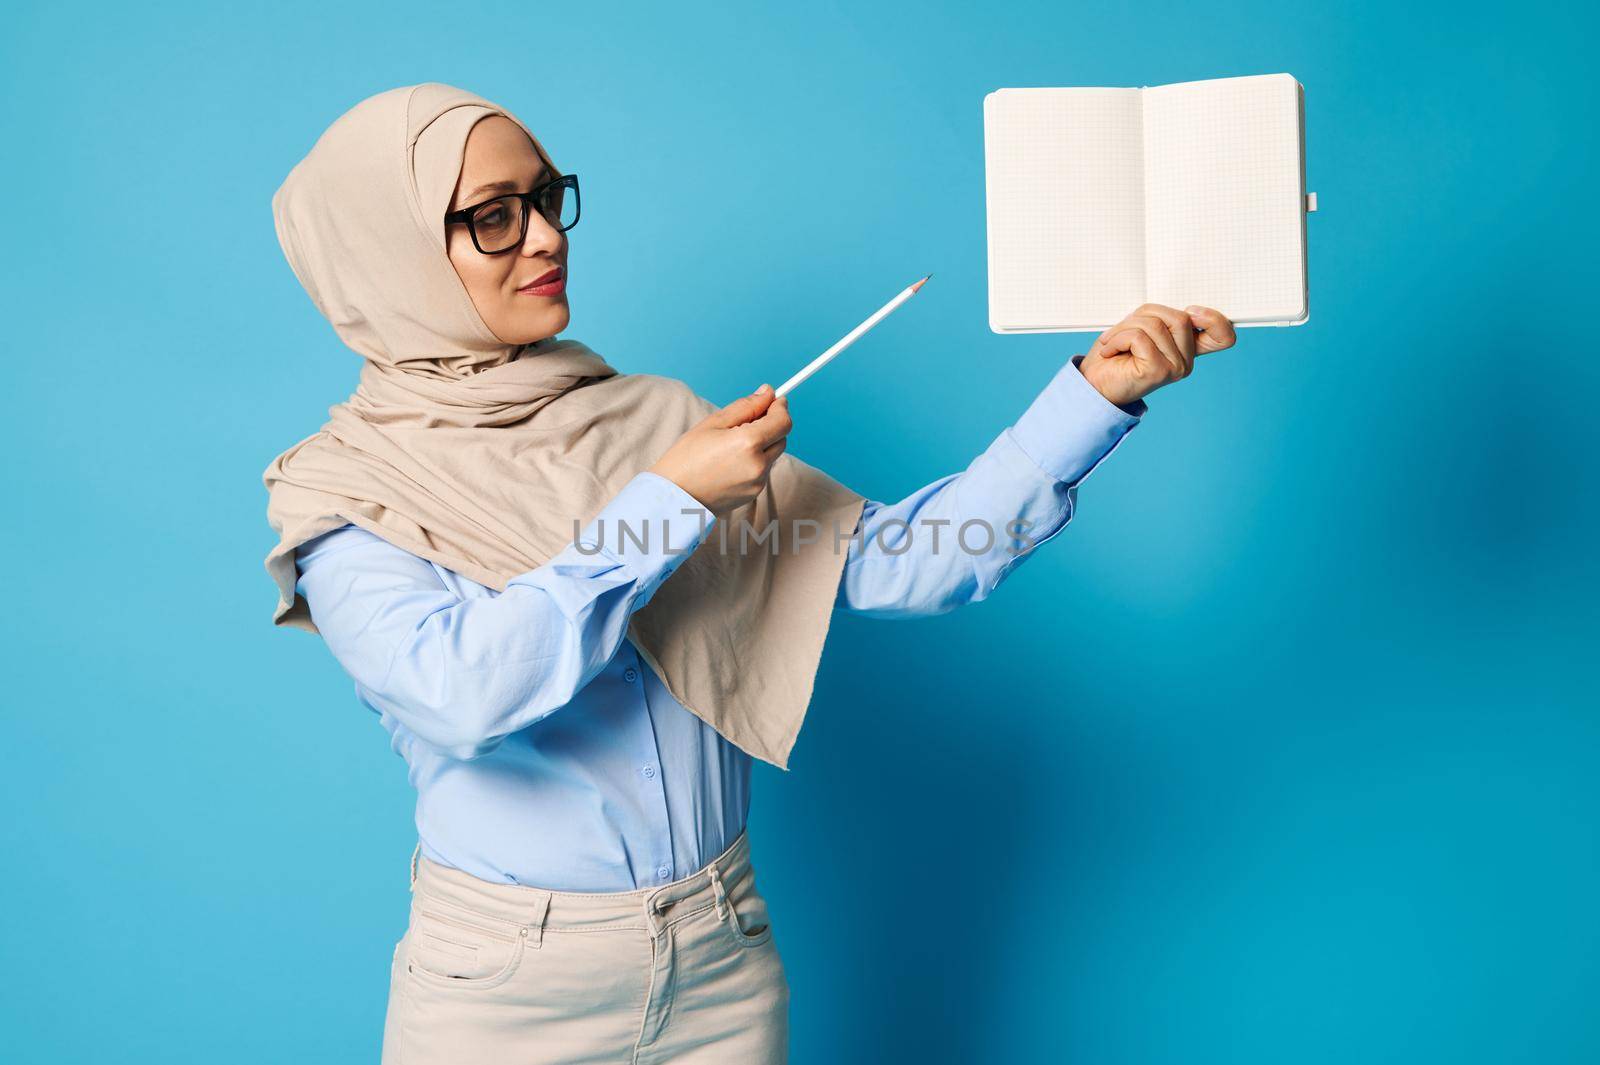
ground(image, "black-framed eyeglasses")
xmin=444 ymin=173 xmax=580 ymax=254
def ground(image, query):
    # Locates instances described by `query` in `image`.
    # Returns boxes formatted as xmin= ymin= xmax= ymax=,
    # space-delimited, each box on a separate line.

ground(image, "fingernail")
xmin=1184 ymin=306 xmax=1203 ymax=315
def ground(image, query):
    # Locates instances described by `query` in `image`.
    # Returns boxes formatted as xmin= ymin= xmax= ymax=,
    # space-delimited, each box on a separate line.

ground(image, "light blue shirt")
xmin=293 ymin=356 xmax=1144 ymax=891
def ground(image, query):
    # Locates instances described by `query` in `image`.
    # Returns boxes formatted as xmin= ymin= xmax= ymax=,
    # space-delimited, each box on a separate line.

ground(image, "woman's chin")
xmin=500 ymin=303 xmax=571 ymax=345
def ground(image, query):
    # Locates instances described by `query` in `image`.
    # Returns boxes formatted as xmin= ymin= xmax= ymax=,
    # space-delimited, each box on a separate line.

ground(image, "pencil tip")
xmin=912 ymin=274 xmax=931 ymax=293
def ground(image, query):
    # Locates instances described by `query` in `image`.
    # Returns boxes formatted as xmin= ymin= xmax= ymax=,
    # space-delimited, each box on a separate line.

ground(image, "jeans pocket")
xmin=722 ymin=874 xmax=774 ymax=949
xmin=405 ymin=893 xmax=526 ymax=989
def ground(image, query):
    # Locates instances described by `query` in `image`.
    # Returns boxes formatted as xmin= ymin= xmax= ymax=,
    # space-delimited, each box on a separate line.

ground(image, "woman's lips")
xmin=518 ymin=266 xmax=565 ymax=297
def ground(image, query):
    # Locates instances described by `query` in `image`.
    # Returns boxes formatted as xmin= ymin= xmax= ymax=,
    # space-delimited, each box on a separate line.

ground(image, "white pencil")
xmin=773 ymin=275 xmax=931 ymax=398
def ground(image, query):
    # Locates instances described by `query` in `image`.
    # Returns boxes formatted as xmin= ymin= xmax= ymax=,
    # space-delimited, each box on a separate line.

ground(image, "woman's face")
xmin=445 ymin=115 xmax=570 ymax=345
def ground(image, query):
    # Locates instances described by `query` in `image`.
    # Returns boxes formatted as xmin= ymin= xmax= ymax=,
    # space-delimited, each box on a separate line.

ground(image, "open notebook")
xmin=984 ymin=73 xmax=1312 ymax=333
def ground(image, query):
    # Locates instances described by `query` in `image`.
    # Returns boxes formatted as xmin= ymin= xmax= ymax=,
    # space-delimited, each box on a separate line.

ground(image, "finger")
xmin=744 ymin=395 xmax=792 ymax=446
xmin=762 ymin=435 xmax=788 ymax=461
xmin=1091 ymin=309 xmax=1137 ymax=353
xmin=1134 ymin=304 xmax=1197 ymax=361
xmin=1102 ymin=327 xmax=1179 ymax=384
xmin=1184 ymin=306 xmax=1237 ymax=354
xmin=1096 ymin=314 xmax=1181 ymax=365
xmin=1118 ymin=318 xmax=1186 ymax=380
xmin=710 ymin=397 xmax=769 ymax=430
xmin=1091 ymin=317 xmax=1131 ymax=356
xmin=1096 ymin=326 xmax=1138 ymax=357
xmin=709 ymin=384 xmax=775 ymax=428
xmin=1125 ymin=330 xmax=1178 ymax=385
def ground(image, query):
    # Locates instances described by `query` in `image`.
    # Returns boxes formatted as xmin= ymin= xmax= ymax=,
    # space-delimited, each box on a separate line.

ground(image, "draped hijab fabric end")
xmin=263 ymin=82 xmax=865 ymax=770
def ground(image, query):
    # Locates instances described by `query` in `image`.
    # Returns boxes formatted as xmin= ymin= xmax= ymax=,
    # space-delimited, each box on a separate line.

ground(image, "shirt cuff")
xmin=1006 ymin=354 xmax=1145 ymax=486
xmin=570 ymin=470 xmax=717 ymax=597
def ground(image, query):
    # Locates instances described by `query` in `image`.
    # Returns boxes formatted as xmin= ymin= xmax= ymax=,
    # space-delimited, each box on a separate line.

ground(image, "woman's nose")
xmin=520 ymin=211 xmax=564 ymax=257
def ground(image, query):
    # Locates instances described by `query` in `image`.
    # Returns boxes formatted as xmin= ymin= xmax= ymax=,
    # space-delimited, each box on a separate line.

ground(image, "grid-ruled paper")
xmin=983 ymin=75 xmax=1307 ymax=333
xmin=984 ymin=88 xmax=1144 ymax=331
xmin=1143 ymin=74 xmax=1306 ymax=323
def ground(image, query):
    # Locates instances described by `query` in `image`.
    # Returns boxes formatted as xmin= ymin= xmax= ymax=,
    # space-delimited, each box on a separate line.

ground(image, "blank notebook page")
xmin=984 ymin=88 xmax=1145 ymax=331
xmin=1143 ymin=74 xmax=1306 ymax=323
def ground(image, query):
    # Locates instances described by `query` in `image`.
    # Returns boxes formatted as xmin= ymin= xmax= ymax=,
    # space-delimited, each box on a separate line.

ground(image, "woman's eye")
xmin=477 ymin=208 xmax=507 ymax=227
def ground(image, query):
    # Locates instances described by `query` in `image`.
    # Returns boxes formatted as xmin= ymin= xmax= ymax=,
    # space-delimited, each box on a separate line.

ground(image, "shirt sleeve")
xmin=294 ymin=470 xmax=716 ymax=761
xmin=834 ymin=354 xmax=1144 ymax=618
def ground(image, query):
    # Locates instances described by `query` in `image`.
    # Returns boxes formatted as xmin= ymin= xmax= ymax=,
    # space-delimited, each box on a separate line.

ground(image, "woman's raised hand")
xmin=648 ymin=384 xmax=791 ymax=515
xmin=1078 ymin=304 xmax=1238 ymax=408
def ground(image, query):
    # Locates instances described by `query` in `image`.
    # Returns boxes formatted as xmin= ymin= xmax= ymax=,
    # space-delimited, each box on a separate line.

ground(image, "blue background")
xmin=4 ymin=0 xmax=1596 ymax=1061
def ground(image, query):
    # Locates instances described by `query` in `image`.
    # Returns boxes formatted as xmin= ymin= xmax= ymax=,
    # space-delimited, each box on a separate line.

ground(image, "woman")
xmin=263 ymin=82 xmax=1235 ymax=1064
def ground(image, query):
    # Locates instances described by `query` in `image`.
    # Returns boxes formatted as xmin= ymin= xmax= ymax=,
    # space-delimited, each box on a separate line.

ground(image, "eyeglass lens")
xmin=471 ymin=180 xmax=577 ymax=252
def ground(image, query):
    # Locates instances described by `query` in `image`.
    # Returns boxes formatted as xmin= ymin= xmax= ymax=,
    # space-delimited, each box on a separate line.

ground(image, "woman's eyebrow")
xmin=464 ymin=166 xmax=550 ymax=201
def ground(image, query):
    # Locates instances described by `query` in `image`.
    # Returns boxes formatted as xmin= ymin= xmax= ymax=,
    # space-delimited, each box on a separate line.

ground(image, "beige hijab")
xmin=263 ymin=82 xmax=865 ymax=771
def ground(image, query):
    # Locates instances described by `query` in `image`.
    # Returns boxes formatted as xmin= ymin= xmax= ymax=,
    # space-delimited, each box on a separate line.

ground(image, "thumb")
xmin=708 ymin=383 xmax=774 ymax=428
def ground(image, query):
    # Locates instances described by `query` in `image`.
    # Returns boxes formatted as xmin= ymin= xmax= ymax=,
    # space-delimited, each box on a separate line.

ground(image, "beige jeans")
xmin=380 ymin=829 xmax=789 ymax=1064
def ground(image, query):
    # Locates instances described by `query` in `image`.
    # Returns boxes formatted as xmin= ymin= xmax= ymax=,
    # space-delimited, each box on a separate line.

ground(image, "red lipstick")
xmin=518 ymin=266 xmax=565 ymax=297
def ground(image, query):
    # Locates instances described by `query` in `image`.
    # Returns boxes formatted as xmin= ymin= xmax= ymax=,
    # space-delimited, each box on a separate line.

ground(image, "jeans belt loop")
xmin=708 ymin=862 xmax=728 ymax=922
xmin=525 ymin=893 xmax=550 ymax=949
xmin=645 ymin=892 xmax=666 ymax=939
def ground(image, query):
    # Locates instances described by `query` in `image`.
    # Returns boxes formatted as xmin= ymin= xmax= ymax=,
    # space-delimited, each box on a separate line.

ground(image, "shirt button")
xmin=641 ymin=763 xmax=656 ymax=779
xmin=656 ymin=864 xmax=671 ymax=880
xmin=623 ymin=667 xmax=638 ymax=683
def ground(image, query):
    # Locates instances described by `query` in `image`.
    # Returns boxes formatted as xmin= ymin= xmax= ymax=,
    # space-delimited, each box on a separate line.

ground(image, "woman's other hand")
xmin=648 ymin=384 xmax=791 ymax=515
xmin=1078 ymin=304 xmax=1237 ymax=408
